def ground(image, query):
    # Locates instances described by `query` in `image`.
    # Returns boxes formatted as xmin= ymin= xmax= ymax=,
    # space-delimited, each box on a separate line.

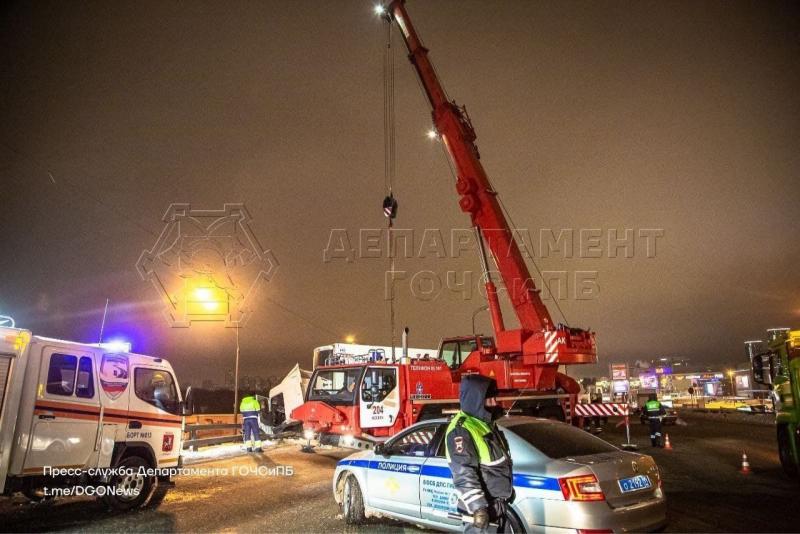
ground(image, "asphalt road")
xmin=0 ymin=445 xmax=366 ymax=533
xmin=599 ymin=410 xmax=800 ymax=533
xmin=1 ymin=411 xmax=797 ymax=532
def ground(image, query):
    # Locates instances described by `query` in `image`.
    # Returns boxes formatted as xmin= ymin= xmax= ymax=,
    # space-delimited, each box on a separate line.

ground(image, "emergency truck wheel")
xmin=22 ymin=485 xmax=54 ymax=504
xmin=145 ymin=479 xmax=171 ymax=508
xmin=342 ymin=474 xmax=365 ymax=524
xmin=777 ymin=424 xmax=798 ymax=478
xmin=103 ymin=455 xmax=155 ymax=510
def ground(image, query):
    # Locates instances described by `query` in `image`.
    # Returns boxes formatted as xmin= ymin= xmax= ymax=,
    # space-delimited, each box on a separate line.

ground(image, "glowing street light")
xmin=373 ymin=4 xmax=385 ymax=16
xmin=345 ymin=334 xmax=356 ymax=344
xmin=187 ymin=285 xmax=227 ymax=316
xmin=426 ymin=129 xmax=439 ymax=140
xmin=193 ymin=287 xmax=219 ymax=311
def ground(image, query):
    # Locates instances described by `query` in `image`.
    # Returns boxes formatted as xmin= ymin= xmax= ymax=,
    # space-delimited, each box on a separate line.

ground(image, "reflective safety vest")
xmin=645 ymin=399 xmax=662 ymax=414
xmin=240 ymin=396 xmax=260 ymax=417
xmin=445 ymin=411 xmax=492 ymax=463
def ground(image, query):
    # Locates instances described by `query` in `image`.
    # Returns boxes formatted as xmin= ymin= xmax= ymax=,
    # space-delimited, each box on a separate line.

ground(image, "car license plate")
xmin=618 ymin=474 xmax=652 ymax=493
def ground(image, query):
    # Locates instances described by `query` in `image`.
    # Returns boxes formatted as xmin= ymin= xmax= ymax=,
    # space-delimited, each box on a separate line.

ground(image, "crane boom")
xmin=286 ymin=2 xmax=598 ymax=445
xmin=388 ymin=0 xmax=551 ymax=333
xmin=385 ymin=0 xmax=596 ymax=366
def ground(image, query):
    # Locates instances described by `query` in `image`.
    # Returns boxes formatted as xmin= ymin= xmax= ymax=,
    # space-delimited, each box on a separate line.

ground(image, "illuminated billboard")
xmin=639 ymin=374 xmax=658 ymax=389
xmin=611 ymin=364 xmax=628 ymax=380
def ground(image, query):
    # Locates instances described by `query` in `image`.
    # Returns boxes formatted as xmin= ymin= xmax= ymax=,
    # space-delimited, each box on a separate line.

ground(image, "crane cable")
xmin=383 ymin=20 xmax=396 ymax=196
xmin=383 ymin=17 xmax=398 ymax=359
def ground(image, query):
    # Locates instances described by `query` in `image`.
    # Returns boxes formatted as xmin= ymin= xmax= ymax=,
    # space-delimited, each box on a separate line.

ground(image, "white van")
xmin=0 ymin=327 xmax=192 ymax=509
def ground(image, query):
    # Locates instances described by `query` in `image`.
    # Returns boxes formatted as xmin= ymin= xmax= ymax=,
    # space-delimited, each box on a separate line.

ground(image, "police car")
xmin=333 ymin=416 xmax=666 ymax=533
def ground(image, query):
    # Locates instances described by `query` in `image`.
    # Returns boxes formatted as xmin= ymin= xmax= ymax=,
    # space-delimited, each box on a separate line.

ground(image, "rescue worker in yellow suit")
xmin=240 ymin=394 xmax=263 ymax=452
xmin=446 ymin=375 xmax=514 ymax=533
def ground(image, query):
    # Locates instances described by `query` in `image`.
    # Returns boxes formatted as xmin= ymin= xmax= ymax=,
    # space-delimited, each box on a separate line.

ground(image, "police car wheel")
xmin=103 ymin=455 xmax=155 ymax=510
xmin=503 ymin=508 xmax=526 ymax=533
xmin=342 ymin=474 xmax=365 ymax=524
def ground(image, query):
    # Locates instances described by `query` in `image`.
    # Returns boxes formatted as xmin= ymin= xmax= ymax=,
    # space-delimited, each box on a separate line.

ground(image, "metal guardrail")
xmin=183 ymin=419 xmax=297 ymax=452
xmin=184 ymin=423 xmax=241 ymax=452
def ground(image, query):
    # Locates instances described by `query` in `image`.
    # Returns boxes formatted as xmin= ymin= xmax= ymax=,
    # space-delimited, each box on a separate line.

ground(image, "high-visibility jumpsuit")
xmin=240 ymin=395 xmax=262 ymax=451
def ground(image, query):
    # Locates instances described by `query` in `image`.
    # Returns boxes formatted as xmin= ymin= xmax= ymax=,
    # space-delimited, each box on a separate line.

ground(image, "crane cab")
xmin=437 ymin=336 xmax=496 ymax=370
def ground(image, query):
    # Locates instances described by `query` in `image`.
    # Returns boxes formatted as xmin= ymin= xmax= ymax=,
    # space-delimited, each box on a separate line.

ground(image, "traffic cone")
xmin=740 ymin=451 xmax=751 ymax=474
xmin=663 ymin=434 xmax=672 ymax=450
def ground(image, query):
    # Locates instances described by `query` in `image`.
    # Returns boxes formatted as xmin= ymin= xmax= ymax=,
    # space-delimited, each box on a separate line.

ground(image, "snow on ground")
xmin=182 ymin=439 xmax=282 ymax=464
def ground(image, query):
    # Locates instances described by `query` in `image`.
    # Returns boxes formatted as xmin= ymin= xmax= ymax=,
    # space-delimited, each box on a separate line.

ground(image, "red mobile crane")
xmin=291 ymin=0 xmax=597 ymax=448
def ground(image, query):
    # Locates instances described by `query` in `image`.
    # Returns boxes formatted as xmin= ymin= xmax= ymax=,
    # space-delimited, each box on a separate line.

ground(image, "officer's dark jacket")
xmin=445 ymin=376 xmax=513 ymax=513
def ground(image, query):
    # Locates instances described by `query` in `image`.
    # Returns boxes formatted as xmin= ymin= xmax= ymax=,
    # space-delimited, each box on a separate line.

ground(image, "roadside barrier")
xmin=184 ymin=423 xmax=242 ymax=451
xmin=573 ymin=403 xmax=629 ymax=417
xmin=574 ymin=403 xmax=637 ymax=450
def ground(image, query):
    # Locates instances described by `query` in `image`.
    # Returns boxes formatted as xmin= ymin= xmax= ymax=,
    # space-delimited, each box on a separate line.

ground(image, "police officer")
xmin=240 ymin=394 xmax=263 ymax=452
xmin=446 ymin=375 xmax=513 ymax=533
xmin=644 ymin=394 xmax=666 ymax=447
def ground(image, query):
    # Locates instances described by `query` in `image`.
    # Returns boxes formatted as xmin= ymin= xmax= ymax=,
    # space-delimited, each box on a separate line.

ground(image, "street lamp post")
xmin=234 ymin=326 xmax=240 ymax=417
xmin=191 ymin=285 xmax=241 ymax=417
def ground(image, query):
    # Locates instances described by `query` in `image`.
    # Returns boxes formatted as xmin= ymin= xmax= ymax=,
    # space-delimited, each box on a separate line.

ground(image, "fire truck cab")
xmin=293 ymin=334 xmax=573 ymax=448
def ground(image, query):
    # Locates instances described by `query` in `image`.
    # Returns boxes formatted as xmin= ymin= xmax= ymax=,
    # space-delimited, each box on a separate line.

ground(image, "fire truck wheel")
xmin=777 ymin=424 xmax=798 ymax=478
xmin=103 ymin=455 xmax=155 ymax=510
xmin=342 ymin=474 xmax=366 ymax=524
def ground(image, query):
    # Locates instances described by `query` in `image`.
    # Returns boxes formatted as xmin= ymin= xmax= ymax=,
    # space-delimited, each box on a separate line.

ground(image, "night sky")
xmin=1 ymin=0 xmax=799 ymax=385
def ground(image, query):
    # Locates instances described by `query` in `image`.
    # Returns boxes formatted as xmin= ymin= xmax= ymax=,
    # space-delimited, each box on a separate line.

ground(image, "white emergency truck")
xmin=0 ymin=327 xmax=192 ymax=509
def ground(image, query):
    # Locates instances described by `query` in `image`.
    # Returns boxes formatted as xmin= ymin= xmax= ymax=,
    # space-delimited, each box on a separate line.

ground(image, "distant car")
xmin=639 ymin=407 xmax=678 ymax=425
xmin=333 ymin=416 xmax=667 ymax=532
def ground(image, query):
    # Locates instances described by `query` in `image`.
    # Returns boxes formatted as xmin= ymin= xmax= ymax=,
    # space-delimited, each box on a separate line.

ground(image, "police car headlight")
xmin=303 ymin=429 xmax=315 ymax=441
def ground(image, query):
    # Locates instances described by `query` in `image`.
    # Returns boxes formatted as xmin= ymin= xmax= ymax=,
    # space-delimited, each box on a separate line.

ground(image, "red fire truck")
xmin=291 ymin=1 xmax=597 ymax=449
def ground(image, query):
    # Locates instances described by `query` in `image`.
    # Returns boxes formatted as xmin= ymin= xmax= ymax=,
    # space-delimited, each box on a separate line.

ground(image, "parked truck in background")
xmin=749 ymin=328 xmax=800 ymax=477
xmin=0 ymin=327 xmax=192 ymax=509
